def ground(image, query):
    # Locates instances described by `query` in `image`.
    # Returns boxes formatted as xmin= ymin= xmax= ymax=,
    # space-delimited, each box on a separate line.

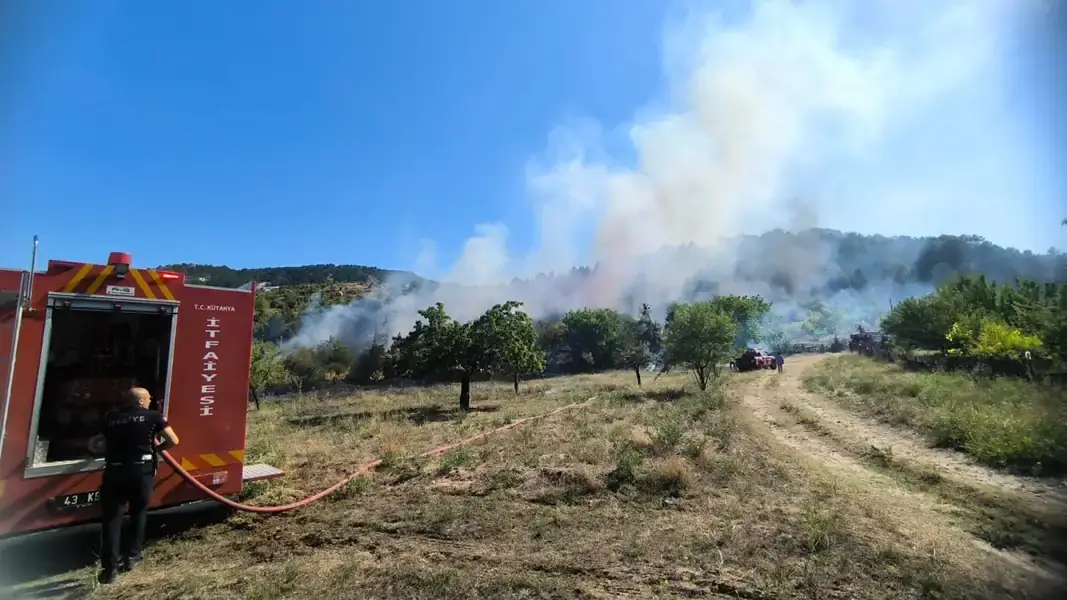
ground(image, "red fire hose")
xmin=159 ymin=397 xmax=594 ymax=514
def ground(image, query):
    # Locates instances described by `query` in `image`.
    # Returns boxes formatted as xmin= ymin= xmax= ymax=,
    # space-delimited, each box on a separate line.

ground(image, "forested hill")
xmin=155 ymin=262 xmax=420 ymax=288
xmin=155 ymin=229 xmax=1064 ymax=344
xmin=159 ymin=229 xmax=1066 ymax=292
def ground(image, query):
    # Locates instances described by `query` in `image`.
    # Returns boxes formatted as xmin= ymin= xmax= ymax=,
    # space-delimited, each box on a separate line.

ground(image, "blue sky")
xmin=2 ymin=0 xmax=1063 ymax=275
xmin=2 ymin=0 xmax=672 ymax=271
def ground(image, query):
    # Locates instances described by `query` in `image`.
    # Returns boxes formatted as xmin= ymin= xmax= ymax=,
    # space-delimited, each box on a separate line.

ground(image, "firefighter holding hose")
xmin=90 ymin=386 xmax=180 ymax=584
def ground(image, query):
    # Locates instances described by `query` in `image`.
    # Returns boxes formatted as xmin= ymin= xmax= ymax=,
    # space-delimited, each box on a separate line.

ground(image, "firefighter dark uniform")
xmin=98 ymin=403 xmax=168 ymax=581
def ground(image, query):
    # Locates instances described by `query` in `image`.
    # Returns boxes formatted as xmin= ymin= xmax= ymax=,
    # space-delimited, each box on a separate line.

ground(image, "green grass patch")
xmin=804 ymin=356 xmax=1067 ymax=475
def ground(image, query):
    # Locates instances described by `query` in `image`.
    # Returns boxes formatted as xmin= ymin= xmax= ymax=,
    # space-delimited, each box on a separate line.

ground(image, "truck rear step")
xmin=242 ymin=463 xmax=285 ymax=483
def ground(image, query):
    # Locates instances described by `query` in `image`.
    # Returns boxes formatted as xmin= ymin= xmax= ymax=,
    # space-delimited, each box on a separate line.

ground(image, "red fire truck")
xmin=0 ymin=239 xmax=283 ymax=538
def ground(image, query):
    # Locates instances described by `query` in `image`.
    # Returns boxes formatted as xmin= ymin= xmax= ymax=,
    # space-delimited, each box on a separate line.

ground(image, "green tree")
xmin=617 ymin=304 xmax=663 ymax=386
xmin=707 ymin=295 xmax=771 ymax=346
xmin=282 ymin=347 xmax=323 ymax=391
xmin=559 ymin=308 xmax=623 ymax=372
xmin=536 ymin=319 xmax=566 ymax=350
xmin=946 ymin=317 xmax=1043 ymax=359
xmin=384 ymin=303 xmax=472 ymax=406
xmin=661 ymin=301 xmax=739 ymax=390
xmin=385 ymin=302 xmax=544 ymax=410
xmin=347 ymin=342 xmax=388 ymax=383
xmin=475 ymin=301 xmax=546 ymax=393
xmin=1043 ymin=287 xmax=1067 ymax=360
xmin=281 ymin=338 xmax=355 ymax=390
xmin=314 ymin=338 xmax=357 ymax=376
xmin=880 ymin=296 xmax=956 ymax=352
xmin=763 ymin=329 xmax=790 ymax=355
xmin=249 ymin=340 xmax=291 ymax=393
xmin=801 ymin=300 xmax=843 ymax=340
xmin=879 ymin=274 xmax=1066 ymax=362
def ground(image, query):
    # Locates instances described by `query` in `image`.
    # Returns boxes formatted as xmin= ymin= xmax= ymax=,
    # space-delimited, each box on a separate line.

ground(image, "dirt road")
xmin=734 ymin=354 xmax=1067 ymax=590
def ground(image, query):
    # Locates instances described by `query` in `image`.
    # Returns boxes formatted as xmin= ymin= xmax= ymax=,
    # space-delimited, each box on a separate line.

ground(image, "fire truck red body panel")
xmin=0 ymin=255 xmax=259 ymax=537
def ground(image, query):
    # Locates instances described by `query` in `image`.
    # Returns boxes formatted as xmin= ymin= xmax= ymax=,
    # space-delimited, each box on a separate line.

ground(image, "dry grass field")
xmin=5 ymin=355 xmax=1066 ymax=599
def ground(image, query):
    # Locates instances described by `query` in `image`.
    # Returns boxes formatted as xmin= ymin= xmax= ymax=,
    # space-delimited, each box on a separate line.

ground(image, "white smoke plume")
xmin=284 ymin=0 xmax=1041 ymax=351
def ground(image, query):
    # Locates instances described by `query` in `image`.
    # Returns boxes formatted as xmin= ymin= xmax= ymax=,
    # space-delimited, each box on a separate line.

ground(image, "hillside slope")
xmin=156 ymin=262 xmax=420 ymax=289
xmin=159 ymin=229 xmax=1067 ymax=344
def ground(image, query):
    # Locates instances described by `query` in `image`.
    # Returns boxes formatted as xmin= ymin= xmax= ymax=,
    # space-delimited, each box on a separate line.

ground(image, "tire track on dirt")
xmin=784 ymin=355 xmax=1067 ymax=503
xmin=735 ymin=355 xmax=1067 ymax=589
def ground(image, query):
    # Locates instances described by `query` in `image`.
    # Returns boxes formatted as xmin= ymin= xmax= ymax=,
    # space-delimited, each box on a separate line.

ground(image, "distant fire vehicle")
xmin=735 ymin=348 xmax=776 ymax=372
xmin=0 ymin=239 xmax=283 ymax=538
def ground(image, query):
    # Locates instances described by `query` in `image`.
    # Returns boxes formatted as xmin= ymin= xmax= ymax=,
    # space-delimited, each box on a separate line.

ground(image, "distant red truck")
xmin=735 ymin=348 xmax=777 ymax=372
xmin=1 ymin=241 xmax=282 ymax=538
xmin=755 ymin=350 xmax=776 ymax=369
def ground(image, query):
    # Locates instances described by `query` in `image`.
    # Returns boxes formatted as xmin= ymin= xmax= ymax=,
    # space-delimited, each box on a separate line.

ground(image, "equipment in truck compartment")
xmin=38 ymin=378 xmax=136 ymax=462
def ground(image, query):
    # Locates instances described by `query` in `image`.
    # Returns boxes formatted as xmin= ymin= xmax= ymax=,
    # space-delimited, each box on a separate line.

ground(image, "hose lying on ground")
xmin=159 ymin=397 xmax=595 ymax=514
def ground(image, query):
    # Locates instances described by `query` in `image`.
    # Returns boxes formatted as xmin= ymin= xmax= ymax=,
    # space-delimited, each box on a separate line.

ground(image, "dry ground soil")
xmin=3 ymin=355 xmax=1066 ymax=599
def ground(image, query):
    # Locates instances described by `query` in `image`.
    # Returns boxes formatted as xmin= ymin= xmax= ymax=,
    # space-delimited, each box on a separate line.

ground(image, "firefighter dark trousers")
xmin=99 ymin=463 xmax=155 ymax=571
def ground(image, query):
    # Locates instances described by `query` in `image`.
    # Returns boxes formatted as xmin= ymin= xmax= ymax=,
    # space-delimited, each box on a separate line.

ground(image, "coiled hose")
xmin=159 ymin=397 xmax=594 ymax=514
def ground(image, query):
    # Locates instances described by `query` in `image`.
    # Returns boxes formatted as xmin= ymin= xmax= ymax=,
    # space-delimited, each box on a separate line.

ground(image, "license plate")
xmin=52 ymin=490 xmax=101 ymax=509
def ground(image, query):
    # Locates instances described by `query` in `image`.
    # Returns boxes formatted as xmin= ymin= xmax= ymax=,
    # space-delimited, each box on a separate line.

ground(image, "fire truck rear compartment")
xmin=32 ymin=305 xmax=173 ymax=465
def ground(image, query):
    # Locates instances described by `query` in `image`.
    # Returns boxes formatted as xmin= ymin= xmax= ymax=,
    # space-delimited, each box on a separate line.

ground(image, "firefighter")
xmin=94 ymin=386 xmax=180 ymax=584
xmin=775 ymin=352 xmax=784 ymax=373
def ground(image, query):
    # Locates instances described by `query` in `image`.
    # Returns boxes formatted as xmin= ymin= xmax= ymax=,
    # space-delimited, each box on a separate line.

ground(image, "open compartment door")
xmin=166 ymin=283 xmax=285 ymax=491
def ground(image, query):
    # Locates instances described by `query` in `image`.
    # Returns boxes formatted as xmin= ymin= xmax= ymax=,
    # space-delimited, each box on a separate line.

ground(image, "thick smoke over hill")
xmin=284 ymin=0 xmax=1051 ymax=351
xmin=284 ymin=229 xmax=1065 ymax=351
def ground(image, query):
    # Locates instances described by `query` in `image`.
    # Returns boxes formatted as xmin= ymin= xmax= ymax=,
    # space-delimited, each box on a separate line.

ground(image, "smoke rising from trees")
xmin=284 ymin=0 xmax=1054 ymax=352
